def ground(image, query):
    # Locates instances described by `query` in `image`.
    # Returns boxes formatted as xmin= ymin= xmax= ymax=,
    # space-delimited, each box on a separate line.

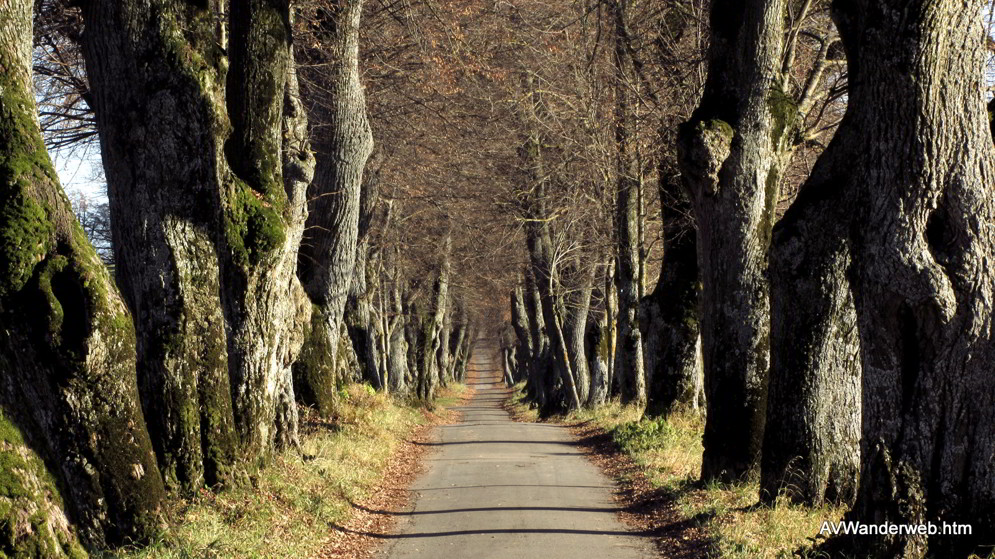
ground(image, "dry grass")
xmin=102 ymin=383 xmax=466 ymax=559
xmin=589 ymin=404 xmax=847 ymax=559
xmin=508 ymin=385 xmax=846 ymax=559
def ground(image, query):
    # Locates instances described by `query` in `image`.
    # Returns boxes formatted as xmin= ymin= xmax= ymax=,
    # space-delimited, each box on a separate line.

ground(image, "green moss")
xmin=0 ymin=76 xmax=57 ymax=299
xmin=768 ymin=87 xmax=798 ymax=146
xmin=698 ymin=118 xmax=734 ymax=141
xmin=596 ymin=323 xmax=613 ymax=361
xmin=293 ymin=309 xmax=343 ymax=417
xmin=224 ymin=179 xmax=286 ymax=267
xmin=0 ymin=415 xmax=87 ymax=559
xmin=35 ymin=256 xmax=69 ymax=341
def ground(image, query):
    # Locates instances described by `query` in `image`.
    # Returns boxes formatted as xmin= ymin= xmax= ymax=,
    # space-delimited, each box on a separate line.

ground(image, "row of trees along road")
xmin=2 ymin=0 xmax=995 ymax=558
xmin=494 ymin=1 xmax=995 ymax=558
xmin=0 ymin=0 xmax=481 ymax=554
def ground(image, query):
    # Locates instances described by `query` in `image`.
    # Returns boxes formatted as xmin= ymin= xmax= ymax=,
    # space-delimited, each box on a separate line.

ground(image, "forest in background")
xmin=2 ymin=0 xmax=995 ymax=557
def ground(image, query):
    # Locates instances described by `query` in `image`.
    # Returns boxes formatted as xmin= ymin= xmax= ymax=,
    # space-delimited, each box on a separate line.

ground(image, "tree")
xmin=676 ymin=0 xmax=787 ymax=482
xmin=295 ymin=0 xmax=374 ymax=416
xmin=80 ymin=0 xmax=315 ymax=489
xmin=0 ymin=0 xmax=164 ymax=547
xmin=643 ymin=165 xmax=702 ymax=416
xmin=760 ymin=0 xmax=862 ymax=507
xmin=806 ymin=0 xmax=995 ymax=555
xmin=609 ymin=0 xmax=647 ymax=407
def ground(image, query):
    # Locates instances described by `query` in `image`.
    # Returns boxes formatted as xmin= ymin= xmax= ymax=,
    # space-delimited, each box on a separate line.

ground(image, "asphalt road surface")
xmin=379 ymin=340 xmax=655 ymax=559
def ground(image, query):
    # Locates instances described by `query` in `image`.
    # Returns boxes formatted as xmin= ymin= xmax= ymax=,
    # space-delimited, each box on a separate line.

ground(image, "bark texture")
xmin=611 ymin=0 xmax=646 ymax=407
xmin=81 ymin=0 xmax=314 ymax=481
xmin=586 ymin=303 xmax=612 ymax=408
xmin=0 ymin=1 xmax=165 ymax=545
xmin=676 ymin=0 xmax=785 ymax=482
xmin=816 ymin=1 xmax=995 ymax=555
xmin=563 ymin=264 xmax=594 ymax=405
xmin=0 ymin=415 xmax=86 ymax=557
xmin=417 ymin=235 xmax=450 ymax=400
xmin=761 ymin=143 xmax=860 ymax=506
xmin=644 ymin=169 xmax=703 ymax=416
xmin=295 ymin=0 xmax=373 ymax=416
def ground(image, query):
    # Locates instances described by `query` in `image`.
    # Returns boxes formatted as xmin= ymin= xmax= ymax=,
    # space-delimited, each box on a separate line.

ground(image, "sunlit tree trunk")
xmin=676 ymin=0 xmax=785 ymax=482
xmin=564 ymin=263 xmax=595 ymax=405
xmin=816 ymin=1 xmax=995 ymax=555
xmin=82 ymin=0 xmax=314 ymax=482
xmin=294 ymin=0 xmax=373 ymax=417
xmin=417 ymin=235 xmax=450 ymax=400
xmin=0 ymin=1 xmax=164 ymax=546
xmin=610 ymin=0 xmax=646 ymax=407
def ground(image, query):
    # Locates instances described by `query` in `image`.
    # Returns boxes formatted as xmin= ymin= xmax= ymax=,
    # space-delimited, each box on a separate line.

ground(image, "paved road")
xmin=379 ymin=340 xmax=655 ymax=559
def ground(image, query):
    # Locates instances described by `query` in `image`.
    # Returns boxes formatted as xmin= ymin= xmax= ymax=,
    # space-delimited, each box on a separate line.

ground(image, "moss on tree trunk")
xmin=0 ymin=1 xmax=165 ymax=546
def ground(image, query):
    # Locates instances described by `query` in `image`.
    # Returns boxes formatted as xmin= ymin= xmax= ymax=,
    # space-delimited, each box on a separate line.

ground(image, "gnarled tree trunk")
xmin=295 ymin=0 xmax=374 ymax=416
xmin=761 ymin=142 xmax=860 ymax=506
xmin=82 ymin=0 xmax=314 ymax=483
xmin=816 ymin=1 xmax=995 ymax=556
xmin=0 ymin=2 xmax=164 ymax=546
xmin=676 ymin=0 xmax=785 ymax=482
xmin=417 ymin=235 xmax=450 ymax=400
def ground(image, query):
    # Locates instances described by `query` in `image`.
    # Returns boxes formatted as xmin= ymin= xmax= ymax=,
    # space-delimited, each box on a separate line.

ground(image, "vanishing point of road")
xmin=379 ymin=340 xmax=656 ymax=559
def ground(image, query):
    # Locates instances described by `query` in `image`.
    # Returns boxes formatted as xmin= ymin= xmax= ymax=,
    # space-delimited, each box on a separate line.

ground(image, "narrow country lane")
xmin=379 ymin=340 xmax=656 ymax=559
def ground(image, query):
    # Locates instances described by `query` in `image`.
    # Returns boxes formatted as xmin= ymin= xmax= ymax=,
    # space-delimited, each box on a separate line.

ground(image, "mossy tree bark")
xmin=587 ymin=302 xmax=612 ymax=408
xmin=81 ymin=0 xmax=315 ymax=483
xmin=295 ymin=0 xmax=373 ymax=416
xmin=812 ymin=1 xmax=995 ymax=556
xmin=0 ymin=415 xmax=87 ymax=557
xmin=643 ymin=168 xmax=702 ymax=417
xmin=676 ymin=0 xmax=786 ymax=482
xmin=0 ymin=0 xmax=165 ymax=546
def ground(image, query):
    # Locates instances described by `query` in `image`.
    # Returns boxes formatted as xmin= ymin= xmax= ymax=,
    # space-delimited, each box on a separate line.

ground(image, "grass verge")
xmin=103 ymin=382 xmax=467 ymax=559
xmin=506 ymin=383 xmax=845 ymax=559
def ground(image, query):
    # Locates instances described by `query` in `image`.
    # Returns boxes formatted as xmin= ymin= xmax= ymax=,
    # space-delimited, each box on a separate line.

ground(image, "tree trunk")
xmin=511 ymin=282 xmax=538 ymax=399
xmin=564 ymin=264 xmax=595 ymax=405
xmin=436 ymin=308 xmax=452 ymax=387
xmin=81 ymin=0 xmax=314 ymax=482
xmin=604 ymin=262 xmax=618 ymax=398
xmin=525 ymin=254 xmax=551 ymax=411
xmin=815 ymin=1 xmax=995 ymax=556
xmin=676 ymin=0 xmax=785 ymax=482
xmin=761 ymin=141 xmax=861 ymax=506
xmin=587 ymin=305 xmax=611 ymax=408
xmin=611 ymin=0 xmax=646 ymax=407
xmin=345 ymin=246 xmax=382 ymax=389
xmin=0 ymin=2 xmax=164 ymax=546
xmin=418 ymin=235 xmax=451 ymax=400
xmin=448 ymin=305 xmax=468 ymax=382
xmin=386 ymin=278 xmax=408 ymax=394
xmin=295 ymin=0 xmax=373 ymax=416
xmin=644 ymin=169 xmax=703 ymax=417
xmin=221 ymin=0 xmax=313 ymax=458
